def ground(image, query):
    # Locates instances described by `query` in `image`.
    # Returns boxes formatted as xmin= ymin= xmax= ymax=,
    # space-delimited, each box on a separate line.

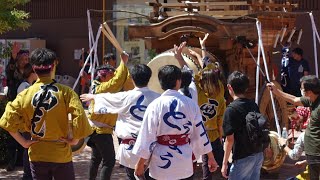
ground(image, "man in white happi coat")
xmin=80 ymin=64 xmax=159 ymax=179
xmin=133 ymin=65 xmax=218 ymax=180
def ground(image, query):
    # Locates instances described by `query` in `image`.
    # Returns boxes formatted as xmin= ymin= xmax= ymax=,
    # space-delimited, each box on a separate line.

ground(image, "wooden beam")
xmin=166 ymin=10 xmax=248 ymax=17
xmin=147 ymin=1 xmax=249 ymax=8
xmin=251 ymin=3 xmax=296 ymax=9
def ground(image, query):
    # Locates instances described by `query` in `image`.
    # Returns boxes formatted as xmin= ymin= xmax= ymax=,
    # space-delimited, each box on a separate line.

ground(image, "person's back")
xmin=133 ymin=65 xmax=218 ymax=180
xmin=85 ymin=64 xmax=160 ymax=179
xmin=17 ymin=79 xmax=88 ymax=158
xmin=147 ymin=89 xmax=203 ymax=136
xmin=134 ymin=81 xmax=208 ymax=179
xmin=222 ymin=71 xmax=264 ymax=180
xmin=226 ymin=98 xmax=261 ymax=159
xmin=194 ymin=63 xmax=226 ymax=179
xmin=0 ymin=48 xmax=92 ymax=180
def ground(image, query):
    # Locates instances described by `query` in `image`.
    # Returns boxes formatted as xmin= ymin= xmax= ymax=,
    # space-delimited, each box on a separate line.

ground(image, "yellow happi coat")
xmin=194 ymin=72 xmax=226 ymax=142
xmin=88 ymin=61 xmax=129 ymax=134
xmin=0 ymin=77 xmax=92 ymax=163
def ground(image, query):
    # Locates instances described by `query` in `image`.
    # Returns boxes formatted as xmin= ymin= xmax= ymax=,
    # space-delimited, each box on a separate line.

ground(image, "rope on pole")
xmin=256 ymin=20 xmax=281 ymax=136
xmin=87 ymin=10 xmax=95 ymax=87
xmin=73 ymin=26 xmax=102 ymax=90
xmin=90 ymin=26 xmax=102 ymax=92
xmin=309 ymin=12 xmax=320 ymax=78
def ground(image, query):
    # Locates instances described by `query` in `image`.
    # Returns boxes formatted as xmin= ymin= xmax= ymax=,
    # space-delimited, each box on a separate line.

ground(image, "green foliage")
xmin=147 ymin=49 xmax=157 ymax=62
xmin=0 ymin=41 xmax=13 ymax=59
xmin=0 ymin=0 xmax=30 ymax=34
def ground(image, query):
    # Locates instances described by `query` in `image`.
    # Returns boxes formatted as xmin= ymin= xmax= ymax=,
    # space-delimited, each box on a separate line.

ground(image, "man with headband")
xmin=0 ymin=48 xmax=92 ymax=180
xmin=86 ymin=53 xmax=130 ymax=180
xmin=81 ymin=64 xmax=159 ymax=180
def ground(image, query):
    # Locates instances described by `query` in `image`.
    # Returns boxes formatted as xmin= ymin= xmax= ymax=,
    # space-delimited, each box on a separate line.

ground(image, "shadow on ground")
xmin=0 ymin=134 xmax=306 ymax=180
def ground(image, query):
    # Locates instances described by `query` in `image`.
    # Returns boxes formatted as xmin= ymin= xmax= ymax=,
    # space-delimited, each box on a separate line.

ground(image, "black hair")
xmin=16 ymin=50 xmax=29 ymax=61
xmin=158 ymin=65 xmax=181 ymax=90
xmin=103 ymin=53 xmax=116 ymax=62
xmin=95 ymin=64 xmax=115 ymax=72
xmin=29 ymin=48 xmax=57 ymax=75
xmin=95 ymin=64 xmax=115 ymax=81
xmin=180 ymin=69 xmax=193 ymax=98
xmin=22 ymin=63 xmax=35 ymax=79
xmin=227 ymin=71 xmax=249 ymax=95
xmin=129 ymin=64 xmax=152 ymax=87
xmin=292 ymin=47 xmax=303 ymax=56
xmin=16 ymin=49 xmax=29 ymax=68
xmin=300 ymin=75 xmax=320 ymax=95
xmin=180 ymin=34 xmax=189 ymax=44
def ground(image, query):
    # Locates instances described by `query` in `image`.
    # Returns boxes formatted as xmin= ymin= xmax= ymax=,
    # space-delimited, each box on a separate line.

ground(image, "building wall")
xmin=0 ymin=0 xmax=115 ymax=79
xmin=0 ymin=0 xmax=319 ymax=78
xmin=294 ymin=11 xmax=320 ymax=76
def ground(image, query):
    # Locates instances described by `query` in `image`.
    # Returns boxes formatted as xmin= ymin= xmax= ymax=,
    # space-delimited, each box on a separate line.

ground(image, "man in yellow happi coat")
xmin=0 ymin=48 xmax=92 ymax=180
xmin=86 ymin=53 xmax=130 ymax=180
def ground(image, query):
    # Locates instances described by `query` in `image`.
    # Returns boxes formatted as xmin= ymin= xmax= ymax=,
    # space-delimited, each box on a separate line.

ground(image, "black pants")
xmin=87 ymin=132 xmax=115 ymax=180
xmin=125 ymin=167 xmax=154 ymax=180
xmin=202 ymin=138 xmax=226 ymax=180
xmin=6 ymin=136 xmax=24 ymax=171
xmin=307 ymin=155 xmax=320 ymax=180
xmin=30 ymin=161 xmax=75 ymax=180
xmin=22 ymin=132 xmax=32 ymax=180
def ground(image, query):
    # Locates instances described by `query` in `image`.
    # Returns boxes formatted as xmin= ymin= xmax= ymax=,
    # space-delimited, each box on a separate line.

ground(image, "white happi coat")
xmin=178 ymin=81 xmax=198 ymax=104
xmin=132 ymin=90 xmax=212 ymax=180
xmin=93 ymin=87 xmax=160 ymax=169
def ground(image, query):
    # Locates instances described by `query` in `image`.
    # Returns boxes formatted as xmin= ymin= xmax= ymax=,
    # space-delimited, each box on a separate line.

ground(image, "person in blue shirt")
xmin=286 ymin=48 xmax=310 ymax=97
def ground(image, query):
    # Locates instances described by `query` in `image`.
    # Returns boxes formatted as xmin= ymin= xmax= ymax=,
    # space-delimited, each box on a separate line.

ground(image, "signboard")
xmin=113 ymin=4 xmax=152 ymax=64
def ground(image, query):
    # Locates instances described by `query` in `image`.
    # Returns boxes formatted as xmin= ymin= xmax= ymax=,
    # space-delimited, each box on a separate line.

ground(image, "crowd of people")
xmin=0 ymin=34 xmax=319 ymax=180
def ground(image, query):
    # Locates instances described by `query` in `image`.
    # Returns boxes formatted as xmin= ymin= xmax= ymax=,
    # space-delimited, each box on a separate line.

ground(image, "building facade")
xmin=0 ymin=0 xmax=114 ymax=79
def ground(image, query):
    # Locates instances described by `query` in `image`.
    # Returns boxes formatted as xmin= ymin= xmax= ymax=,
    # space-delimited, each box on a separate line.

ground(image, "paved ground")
xmin=0 ymin=134 xmax=307 ymax=180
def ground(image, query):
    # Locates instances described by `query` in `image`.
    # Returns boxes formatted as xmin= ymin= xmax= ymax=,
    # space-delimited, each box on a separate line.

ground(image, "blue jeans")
xmin=229 ymin=152 xmax=263 ymax=180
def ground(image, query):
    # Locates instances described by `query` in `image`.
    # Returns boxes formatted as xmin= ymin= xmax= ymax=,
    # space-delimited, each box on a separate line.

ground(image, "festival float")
xmin=75 ymin=0 xmax=320 ymax=172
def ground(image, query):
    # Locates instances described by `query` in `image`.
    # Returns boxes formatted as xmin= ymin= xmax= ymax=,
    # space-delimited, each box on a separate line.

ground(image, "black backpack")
xmin=229 ymin=103 xmax=270 ymax=152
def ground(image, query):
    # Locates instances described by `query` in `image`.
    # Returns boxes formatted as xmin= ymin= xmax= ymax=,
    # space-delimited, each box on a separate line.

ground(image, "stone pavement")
xmin=0 ymin=134 xmax=307 ymax=180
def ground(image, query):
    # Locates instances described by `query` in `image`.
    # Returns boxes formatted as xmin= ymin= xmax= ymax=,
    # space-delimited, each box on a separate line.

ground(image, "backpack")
xmin=229 ymin=103 xmax=270 ymax=152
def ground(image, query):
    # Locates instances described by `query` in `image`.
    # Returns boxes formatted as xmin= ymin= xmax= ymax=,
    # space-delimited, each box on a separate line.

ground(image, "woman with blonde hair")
xmin=195 ymin=62 xmax=226 ymax=180
xmin=174 ymin=35 xmax=227 ymax=179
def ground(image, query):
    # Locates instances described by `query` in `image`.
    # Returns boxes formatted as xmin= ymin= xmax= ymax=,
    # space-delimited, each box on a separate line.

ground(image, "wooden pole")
xmin=102 ymin=0 xmax=106 ymax=59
